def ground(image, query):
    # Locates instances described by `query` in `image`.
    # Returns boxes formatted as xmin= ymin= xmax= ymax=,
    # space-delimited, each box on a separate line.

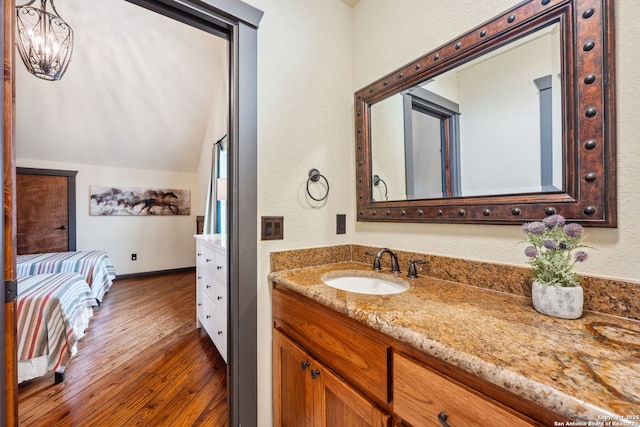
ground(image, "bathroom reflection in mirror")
xmin=370 ymin=23 xmax=562 ymax=202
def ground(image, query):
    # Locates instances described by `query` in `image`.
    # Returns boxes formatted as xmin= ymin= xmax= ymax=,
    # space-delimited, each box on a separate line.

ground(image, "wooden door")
xmin=16 ymin=169 xmax=77 ymax=255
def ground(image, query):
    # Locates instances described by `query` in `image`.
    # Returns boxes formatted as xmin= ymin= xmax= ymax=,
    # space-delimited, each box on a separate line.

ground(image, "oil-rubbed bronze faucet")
xmin=366 ymin=248 xmax=401 ymax=274
xmin=407 ymin=259 xmax=426 ymax=278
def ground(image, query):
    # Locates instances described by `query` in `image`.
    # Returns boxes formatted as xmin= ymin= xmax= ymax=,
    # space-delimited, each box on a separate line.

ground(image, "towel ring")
xmin=373 ymin=174 xmax=388 ymax=201
xmin=306 ymin=168 xmax=329 ymax=201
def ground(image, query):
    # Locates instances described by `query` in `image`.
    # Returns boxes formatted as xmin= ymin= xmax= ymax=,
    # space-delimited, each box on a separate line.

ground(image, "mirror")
xmin=355 ymin=0 xmax=616 ymax=226
xmin=371 ymin=23 xmax=562 ymax=201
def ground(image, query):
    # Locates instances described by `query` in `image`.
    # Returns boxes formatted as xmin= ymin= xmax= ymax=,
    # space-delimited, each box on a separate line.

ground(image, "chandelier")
xmin=15 ymin=0 xmax=74 ymax=81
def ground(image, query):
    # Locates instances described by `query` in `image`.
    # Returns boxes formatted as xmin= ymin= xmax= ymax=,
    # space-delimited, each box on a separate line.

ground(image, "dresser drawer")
xmin=199 ymin=292 xmax=217 ymax=337
xmin=213 ymin=278 xmax=226 ymax=315
xmin=393 ymin=352 xmax=536 ymax=426
xmin=196 ymin=242 xmax=214 ymax=267
xmin=198 ymin=271 xmax=217 ymax=303
xmin=212 ymin=252 xmax=227 ymax=283
xmin=210 ymin=307 xmax=227 ymax=362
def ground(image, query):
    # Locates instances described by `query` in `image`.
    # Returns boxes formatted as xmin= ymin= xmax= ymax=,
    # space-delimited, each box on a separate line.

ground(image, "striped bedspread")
xmin=17 ymin=273 xmax=96 ymax=374
xmin=17 ymin=250 xmax=117 ymax=302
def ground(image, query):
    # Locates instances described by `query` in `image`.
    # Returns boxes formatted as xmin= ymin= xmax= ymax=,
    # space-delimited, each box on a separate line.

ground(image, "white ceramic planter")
xmin=531 ymin=281 xmax=584 ymax=319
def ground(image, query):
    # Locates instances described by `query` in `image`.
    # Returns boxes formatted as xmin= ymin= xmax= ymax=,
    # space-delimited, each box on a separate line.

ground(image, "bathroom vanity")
xmin=270 ymin=261 xmax=640 ymax=426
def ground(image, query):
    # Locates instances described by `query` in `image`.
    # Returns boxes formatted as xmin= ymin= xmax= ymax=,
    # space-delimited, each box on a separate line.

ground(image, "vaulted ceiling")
xmin=16 ymin=0 xmax=358 ymax=173
xmin=340 ymin=0 xmax=360 ymax=7
xmin=15 ymin=0 xmax=227 ymax=173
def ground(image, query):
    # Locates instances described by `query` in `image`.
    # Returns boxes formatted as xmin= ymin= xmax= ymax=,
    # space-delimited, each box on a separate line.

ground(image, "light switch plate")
xmin=336 ymin=214 xmax=346 ymax=234
xmin=261 ymin=216 xmax=284 ymax=240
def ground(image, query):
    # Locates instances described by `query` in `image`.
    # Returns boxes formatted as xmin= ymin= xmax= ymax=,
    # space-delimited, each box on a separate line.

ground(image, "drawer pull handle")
xmin=217 ymin=330 xmax=223 ymax=335
xmin=197 ymin=252 xmax=201 ymax=256
xmin=301 ymin=361 xmax=310 ymax=370
xmin=437 ymin=412 xmax=451 ymax=427
xmin=310 ymin=369 xmax=320 ymax=380
xmin=217 ymin=296 xmax=223 ymax=300
xmin=206 ymin=315 xmax=211 ymax=319
xmin=217 ymin=265 xmax=223 ymax=270
xmin=197 ymin=303 xmax=202 ymax=306
xmin=206 ymin=258 xmax=212 ymax=263
xmin=206 ymin=285 xmax=211 ymax=289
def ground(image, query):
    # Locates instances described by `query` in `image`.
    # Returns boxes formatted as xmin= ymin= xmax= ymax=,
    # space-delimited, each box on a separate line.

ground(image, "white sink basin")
xmin=321 ymin=271 xmax=409 ymax=295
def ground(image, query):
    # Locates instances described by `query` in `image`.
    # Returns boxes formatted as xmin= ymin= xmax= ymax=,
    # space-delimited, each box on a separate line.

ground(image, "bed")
xmin=17 ymin=273 xmax=97 ymax=383
xmin=17 ymin=250 xmax=117 ymax=303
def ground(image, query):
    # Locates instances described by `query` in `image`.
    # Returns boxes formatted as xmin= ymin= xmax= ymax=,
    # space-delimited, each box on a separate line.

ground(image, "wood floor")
xmin=17 ymin=271 xmax=228 ymax=427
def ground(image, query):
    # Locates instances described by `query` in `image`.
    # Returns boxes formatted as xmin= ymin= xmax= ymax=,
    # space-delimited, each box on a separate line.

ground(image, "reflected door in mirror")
xmin=369 ymin=23 xmax=563 ymax=201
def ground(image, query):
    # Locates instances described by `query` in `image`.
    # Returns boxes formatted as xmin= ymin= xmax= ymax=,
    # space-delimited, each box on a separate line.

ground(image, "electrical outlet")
xmin=131 ymin=253 xmax=137 ymax=261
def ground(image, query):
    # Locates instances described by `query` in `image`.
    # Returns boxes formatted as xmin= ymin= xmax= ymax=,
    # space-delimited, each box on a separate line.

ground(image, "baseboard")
xmin=115 ymin=266 xmax=196 ymax=280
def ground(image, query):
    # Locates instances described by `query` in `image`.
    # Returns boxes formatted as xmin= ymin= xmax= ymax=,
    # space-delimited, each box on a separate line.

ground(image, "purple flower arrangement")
xmin=521 ymin=214 xmax=589 ymax=288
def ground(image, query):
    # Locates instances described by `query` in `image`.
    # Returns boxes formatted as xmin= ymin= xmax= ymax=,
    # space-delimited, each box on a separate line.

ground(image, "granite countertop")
xmin=269 ymin=261 xmax=640 ymax=425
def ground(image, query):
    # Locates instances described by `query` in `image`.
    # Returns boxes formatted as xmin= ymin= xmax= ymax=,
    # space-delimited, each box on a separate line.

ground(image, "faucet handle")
xmin=365 ymin=251 xmax=382 ymax=270
xmin=407 ymin=259 xmax=426 ymax=278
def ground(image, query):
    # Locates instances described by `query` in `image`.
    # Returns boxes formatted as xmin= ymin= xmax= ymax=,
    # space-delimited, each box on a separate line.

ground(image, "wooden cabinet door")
xmin=314 ymin=363 xmax=390 ymax=427
xmin=274 ymin=330 xmax=390 ymax=427
xmin=274 ymin=330 xmax=314 ymax=427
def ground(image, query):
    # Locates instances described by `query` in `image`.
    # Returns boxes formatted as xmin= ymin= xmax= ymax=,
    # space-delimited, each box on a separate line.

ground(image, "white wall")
xmin=195 ymin=41 xmax=230 ymax=216
xmin=243 ymin=0 xmax=354 ymax=423
xmin=457 ymin=31 xmax=557 ymax=195
xmin=16 ymin=159 xmax=199 ymax=275
xmin=245 ymin=1 xmax=639 ymax=425
xmin=370 ymin=94 xmax=406 ymax=200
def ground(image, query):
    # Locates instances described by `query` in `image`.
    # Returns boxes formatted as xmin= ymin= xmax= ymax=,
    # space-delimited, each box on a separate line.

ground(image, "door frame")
xmin=2 ymin=1 xmax=262 ymax=426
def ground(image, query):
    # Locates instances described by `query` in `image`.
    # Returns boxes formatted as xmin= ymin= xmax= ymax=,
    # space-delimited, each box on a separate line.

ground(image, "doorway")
xmin=16 ymin=168 xmax=77 ymax=255
xmin=2 ymin=1 xmax=262 ymax=426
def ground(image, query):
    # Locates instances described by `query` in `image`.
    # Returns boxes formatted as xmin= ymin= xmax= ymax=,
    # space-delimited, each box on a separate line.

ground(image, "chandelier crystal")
xmin=16 ymin=0 xmax=74 ymax=81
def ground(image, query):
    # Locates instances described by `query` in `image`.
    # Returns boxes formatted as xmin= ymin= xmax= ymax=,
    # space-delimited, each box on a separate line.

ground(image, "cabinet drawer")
xmin=393 ymin=352 xmax=535 ymax=426
xmin=199 ymin=293 xmax=227 ymax=361
xmin=196 ymin=243 xmax=214 ymax=267
xmin=213 ymin=278 xmax=226 ymax=315
xmin=199 ymin=272 xmax=217 ymax=303
xmin=273 ymin=285 xmax=390 ymax=406
xmin=196 ymin=285 xmax=204 ymax=327
xmin=210 ymin=305 xmax=227 ymax=362
xmin=212 ymin=252 xmax=227 ymax=283
xmin=199 ymin=292 xmax=217 ymax=337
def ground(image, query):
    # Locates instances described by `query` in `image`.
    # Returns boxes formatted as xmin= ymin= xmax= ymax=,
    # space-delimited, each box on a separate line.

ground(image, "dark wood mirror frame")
xmin=355 ymin=0 xmax=616 ymax=226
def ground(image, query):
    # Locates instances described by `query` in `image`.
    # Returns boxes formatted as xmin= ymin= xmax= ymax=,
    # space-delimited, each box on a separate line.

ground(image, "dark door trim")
xmin=16 ymin=167 xmax=78 ymax=252
xmin=124 ymin=1 xmax=262 ymax=426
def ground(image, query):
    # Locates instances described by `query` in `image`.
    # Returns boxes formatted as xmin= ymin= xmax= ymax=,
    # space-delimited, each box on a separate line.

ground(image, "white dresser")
xmin=195 ymin=234 xmax=227 ymax=362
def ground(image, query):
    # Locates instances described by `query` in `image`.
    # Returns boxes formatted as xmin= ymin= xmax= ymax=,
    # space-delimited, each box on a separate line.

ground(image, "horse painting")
xmin=90 ymin=186 xmax=190 ymax=216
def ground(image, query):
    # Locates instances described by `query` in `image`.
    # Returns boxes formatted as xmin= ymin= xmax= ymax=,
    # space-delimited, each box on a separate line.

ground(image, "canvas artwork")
xmin=90 ymin=186 xmax=191 ymax=216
